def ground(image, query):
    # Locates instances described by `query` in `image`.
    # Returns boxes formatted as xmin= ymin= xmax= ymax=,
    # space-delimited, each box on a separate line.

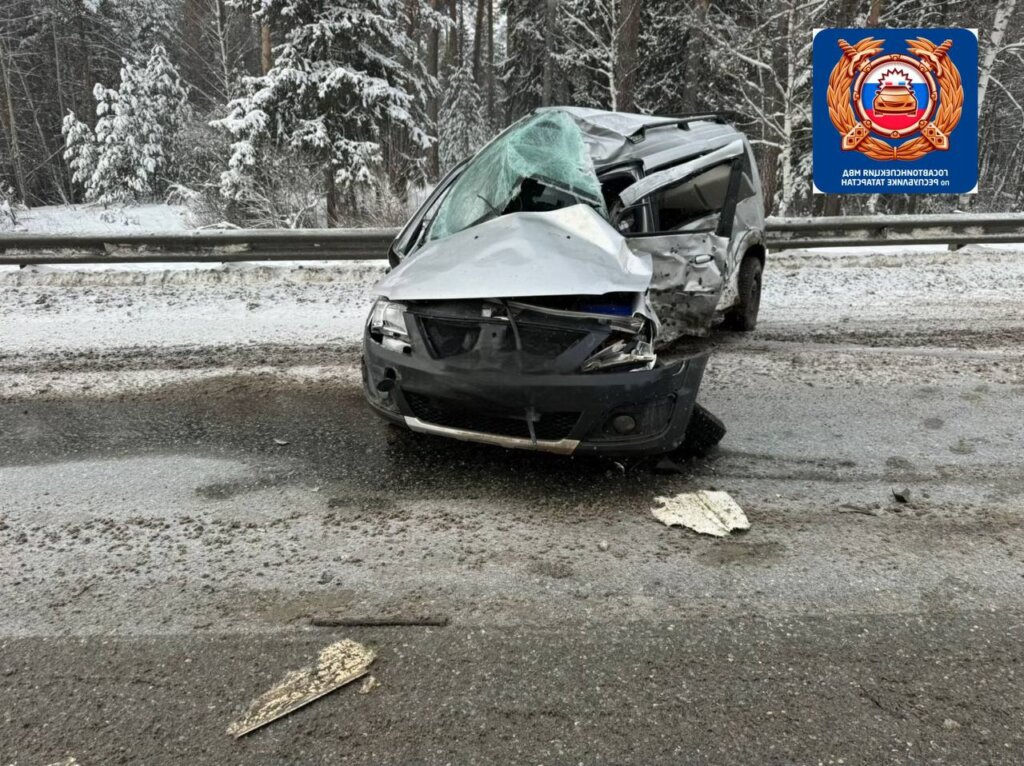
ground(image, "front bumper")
xmin=362 ymin=332 xmax=709 ymax=457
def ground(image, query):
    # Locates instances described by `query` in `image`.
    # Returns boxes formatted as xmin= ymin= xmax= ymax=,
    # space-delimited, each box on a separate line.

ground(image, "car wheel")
xmin=677 ymin=403 xmax=727 ymax=457
xmin=723 ymin=254 xmax=763 ymax=332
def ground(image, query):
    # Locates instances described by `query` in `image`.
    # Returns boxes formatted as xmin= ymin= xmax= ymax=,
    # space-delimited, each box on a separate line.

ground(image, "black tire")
xmin=677 ymin=403 xmax=726 ymax=457
xmin=723 ymin=254 xmax=763 ymax=332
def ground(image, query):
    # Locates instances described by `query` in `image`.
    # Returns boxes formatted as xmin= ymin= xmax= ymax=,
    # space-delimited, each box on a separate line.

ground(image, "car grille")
xmin=404 ymin=392 xmax=579 ymax=441
xmin=420 ymin=317 xmax=485 ymax=358
xmin=516 ymin=324 xmax=587 ymax=357
xmin=418 ymin=316 xmax=586 ymax=360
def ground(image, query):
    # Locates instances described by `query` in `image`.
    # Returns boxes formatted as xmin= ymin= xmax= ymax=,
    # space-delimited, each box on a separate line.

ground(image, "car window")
xmin=426 ymin=111 xmax=607 ymax=243
xmin=653 ymin=162 xmax=736 ymax=231
xmin=645 ymin=158 xmax=757 ymax=233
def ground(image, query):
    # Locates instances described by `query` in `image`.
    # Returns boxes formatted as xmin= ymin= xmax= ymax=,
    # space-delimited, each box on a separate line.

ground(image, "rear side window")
xmin=650 ymin=158 xmax=756 ymax=232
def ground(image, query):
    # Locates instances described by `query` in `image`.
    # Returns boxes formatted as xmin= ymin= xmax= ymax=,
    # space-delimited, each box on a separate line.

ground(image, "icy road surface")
xmin=2 ymin=245 xmax=1024 ymax=764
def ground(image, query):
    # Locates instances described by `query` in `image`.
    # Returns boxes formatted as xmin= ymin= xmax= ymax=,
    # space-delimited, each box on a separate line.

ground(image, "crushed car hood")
xmin=375 ymin=204 xmax=652 ymax=301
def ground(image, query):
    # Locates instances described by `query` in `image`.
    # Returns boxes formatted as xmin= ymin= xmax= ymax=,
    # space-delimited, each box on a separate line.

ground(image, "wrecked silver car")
xmin=362 ymin=107 xmax=765 ymax=456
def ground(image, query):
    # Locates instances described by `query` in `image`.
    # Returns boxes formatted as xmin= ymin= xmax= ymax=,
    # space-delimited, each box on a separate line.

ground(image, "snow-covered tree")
xmin=439 ymin=61 xmax=489 ymax=171
xmin=635 ymin=0 xmax=704 ymax=113
xmin=553 ymin=0 xmax=641 ymax=112
xmin=61 ymin=111 xmax=98 ymax=193
xmin=216 ymin=0 xmax=435 ymax=225
xmin=62 ymin=45 xmax=188 ymax=203
xmin=501 ymin=0 xmax=547 ymax=118
xmin=8 ymin=0 xmax=1024 ymax=216
xmin=703 ymin=0 xmax=826 ymax=215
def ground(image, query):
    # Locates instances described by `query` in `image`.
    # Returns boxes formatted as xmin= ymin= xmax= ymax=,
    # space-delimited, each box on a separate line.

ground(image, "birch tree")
xmin=703 ymin=0 xmax=827 ymax=214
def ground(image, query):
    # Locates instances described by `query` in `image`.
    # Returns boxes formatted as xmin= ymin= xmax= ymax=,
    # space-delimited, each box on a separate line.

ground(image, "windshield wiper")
xmin=476 ymin=194 xmax=501 ymax=218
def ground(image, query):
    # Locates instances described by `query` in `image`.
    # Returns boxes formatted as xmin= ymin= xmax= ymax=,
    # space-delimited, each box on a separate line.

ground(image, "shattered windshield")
xmin=427 ymin=110 xmax=607 ymax=242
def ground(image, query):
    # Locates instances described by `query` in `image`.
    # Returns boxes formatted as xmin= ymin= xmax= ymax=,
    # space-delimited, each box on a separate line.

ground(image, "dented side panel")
xmin=626 ymin=233 xmax=729 ymax=344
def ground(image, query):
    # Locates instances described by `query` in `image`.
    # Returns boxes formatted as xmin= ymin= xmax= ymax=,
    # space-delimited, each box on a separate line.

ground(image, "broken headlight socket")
xmin=368 ymin=298 xmax=412 ymax=354
xmin=581 ymin=326 xmax=657 ymax=373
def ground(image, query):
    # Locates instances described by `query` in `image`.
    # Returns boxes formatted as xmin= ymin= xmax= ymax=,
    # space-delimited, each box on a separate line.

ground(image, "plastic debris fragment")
xmin=651 ymin=490 xmax=749 ymax=537
xmin=227 ymin=639 xmax=375 ymax=738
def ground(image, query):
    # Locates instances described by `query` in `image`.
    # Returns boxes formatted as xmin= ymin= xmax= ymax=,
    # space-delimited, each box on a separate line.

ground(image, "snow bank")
xmin=5 ymin=203 xmax=191 ymax=234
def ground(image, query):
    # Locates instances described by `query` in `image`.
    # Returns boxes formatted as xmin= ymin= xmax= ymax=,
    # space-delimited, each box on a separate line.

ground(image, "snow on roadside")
xmin=1 ymin=267 xmax=380 ymax=357
xmin=4 ymin=245 xmax=1024 ymax=354
xmin=4 ymin=203 xmax=191 ymax=234
xmin=0 ymin=203 xmax=200 ymax=276
xmin=763 ymin=245 xmax=1024 ymax=327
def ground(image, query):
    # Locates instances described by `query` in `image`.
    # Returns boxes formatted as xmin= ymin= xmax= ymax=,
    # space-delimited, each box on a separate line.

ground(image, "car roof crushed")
xmin=536 ymin=107 xmax=744 ymax=171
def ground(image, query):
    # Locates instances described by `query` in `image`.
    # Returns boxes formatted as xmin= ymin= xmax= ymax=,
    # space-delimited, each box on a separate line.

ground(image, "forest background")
xmin=0 ymin=0 xmax=1020 ymax=228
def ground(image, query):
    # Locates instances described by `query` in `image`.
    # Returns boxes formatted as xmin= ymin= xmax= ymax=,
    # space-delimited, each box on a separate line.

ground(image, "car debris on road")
xmin=892 ymin=487 xmax=912 ymax=504
xmin=363 ymin=108 xmax=766 ymax=457
xmin=358 ymin=676 xmax=380 ymax=695
xmin=227 ymin=639 xmax=375 ymax=738
xmin=651 ymin=490 xmax=750 ymax=537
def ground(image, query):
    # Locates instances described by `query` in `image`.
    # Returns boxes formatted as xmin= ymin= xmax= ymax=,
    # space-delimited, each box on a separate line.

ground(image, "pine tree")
xmin=62 ymin=44 xmax=188 ymax=203
xmin=439 ymin=61 xmax=489 ymax=171
xmin=216 ymin=0 xmax=435 ymax=225
xmin=61 ymin=112 xmax=98 ymax=193
xmin=501 ymin=0 xmax=547 ymax=121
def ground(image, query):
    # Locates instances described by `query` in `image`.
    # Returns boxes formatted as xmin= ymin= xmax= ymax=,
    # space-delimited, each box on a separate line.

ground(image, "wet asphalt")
xmin=2 ymin=334 xmax=1023 ymax=764
xmin=3 ymin=253 xmax=1024 ymax=764
xmin=4 ymin=613 xmax=1021 ymax=765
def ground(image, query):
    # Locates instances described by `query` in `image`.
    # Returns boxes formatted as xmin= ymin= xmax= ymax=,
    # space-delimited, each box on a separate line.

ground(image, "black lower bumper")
xmin=362 ymin=335 xmax=709 ymax=457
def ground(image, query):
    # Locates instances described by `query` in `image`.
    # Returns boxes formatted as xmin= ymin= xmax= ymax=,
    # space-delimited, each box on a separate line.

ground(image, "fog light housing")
xmin=611 ymin=414 xmax=638 ymax=434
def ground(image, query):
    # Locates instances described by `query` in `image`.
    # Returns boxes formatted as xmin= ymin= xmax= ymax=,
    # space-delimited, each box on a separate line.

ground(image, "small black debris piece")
xmin=676 ymin=403 xmax=727 ymax=458
xmin=310 ymin=615 xmax=449 ymax=628
xmin=654 ymin=456 xmax=687 ymax=474
xmin=892 ymin=488 xmax=912 ymax=504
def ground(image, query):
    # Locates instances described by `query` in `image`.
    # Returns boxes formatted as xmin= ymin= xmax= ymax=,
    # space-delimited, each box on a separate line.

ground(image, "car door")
xmin=616 ymin=140 xmax=752 ymax=344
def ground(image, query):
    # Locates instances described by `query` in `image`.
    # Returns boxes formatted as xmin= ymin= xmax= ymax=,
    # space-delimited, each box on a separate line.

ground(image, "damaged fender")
xmin=617 ymin=139 xmax=746 ymax=343
xmin=627 ymin=232 xmax=729 ymax=345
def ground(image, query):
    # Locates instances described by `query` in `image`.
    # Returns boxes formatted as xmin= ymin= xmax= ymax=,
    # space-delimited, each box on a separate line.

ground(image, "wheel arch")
xmin=743 ymin=240 xmax=766 ymax=267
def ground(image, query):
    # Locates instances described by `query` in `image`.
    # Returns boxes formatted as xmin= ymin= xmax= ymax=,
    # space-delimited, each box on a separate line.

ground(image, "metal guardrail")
xmin=0 ymin=228 xmax=398 ymax=265
xmin=765 ymin=212 xmax=1024 ymax=249
xmin=1 ymin=213 xmax=1023 ymax=266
